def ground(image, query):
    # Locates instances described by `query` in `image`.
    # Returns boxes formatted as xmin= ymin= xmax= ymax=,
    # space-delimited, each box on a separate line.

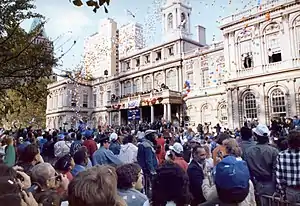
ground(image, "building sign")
xmin=127 ymin=109 xmax=141 ymax=121
xmin=127 ymin=100 xmax=140 ymax=108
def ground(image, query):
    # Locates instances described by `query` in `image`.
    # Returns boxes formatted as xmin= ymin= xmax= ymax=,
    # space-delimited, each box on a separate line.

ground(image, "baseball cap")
xmin=252 ymin=124 xmax=270 ymax=137
xmin=145 ymin=130 xmax=157 ymax=136
xmin=109 ymin=132 xmax=118 ymax=141
xmin=169 ymin=142 xmax=183 ymax=154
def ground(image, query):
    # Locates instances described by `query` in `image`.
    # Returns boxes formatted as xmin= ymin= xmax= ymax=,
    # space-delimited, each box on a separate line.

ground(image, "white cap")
xmin=109 ymin=132 xmax=118 ymax=141
xmin=169 ymin=142 xmax=184 ymax=154
xmin=252 ymin=124 xmax=270 ymax=137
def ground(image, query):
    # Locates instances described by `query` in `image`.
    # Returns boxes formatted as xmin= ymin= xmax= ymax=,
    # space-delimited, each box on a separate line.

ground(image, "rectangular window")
xmin=93 ymin=94 xmax=97 ymax=107
xmin=156 ymin=51 xmax=161 ymax=61
xmin=187 ymin=72 xmax=193 ymax=89
xmin=168 ymin=46 xmax=174 ymax=56
xmin=99 ymin=93 xmax=103 ymax=106
xmin=135 ymin=58 xmax=140 ymax=67
xmin=202 ymin=68 xmax=209 ymax=88
xmin=83 ymin=94 xmax=88 ymax=108
xmin=145 ymin=55 xmax=150 ymax=63
xmin=71 ymin=91 xmax=76 ymax=107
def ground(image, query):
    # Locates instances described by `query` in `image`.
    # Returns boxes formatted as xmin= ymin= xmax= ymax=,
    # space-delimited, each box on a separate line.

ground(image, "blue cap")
xmin=84 ymin=130 xmax=93 ymax=138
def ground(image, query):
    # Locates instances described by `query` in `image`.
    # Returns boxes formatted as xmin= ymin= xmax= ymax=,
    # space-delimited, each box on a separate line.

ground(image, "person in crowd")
xmin=169 ymin=142 xmax=189 ymax=171
xmin=92 ymin=135 xmax=122 ymax=166
xmin=187 ymin=145 xmax=207 ymax=205
xmin=244 ymin=124 xmax=279 ymax=205
xmin=4 ymin=136 xmax=16 ymax=167
xmin=116 ymin=163 xmax=147 ymax=206
xmin=118 ymin=134 xmax=138 ymax=164
xmin=203 ymin=145 xmax=213 ymax=171
xmin=137 ymin=129 xmax=158 ymax=197
xmin=54 ymin=134 xmax=70 ymax=159
xmin=78 ymin=146 xmax=93 ymax=168
xmin=239 ymin=126 xmax=256 ymax=159
xmin=156 ymin=133 xmax=166 ymax=165
xmin=54 ymin=154 xmax=74 ymax=181
xmin=212 ymin=133 xmax=230 ymax=166
xmin=109 ymin=132 xmax=121 ymax=155
xmin=70 ymin=132 xmax=82 ymax=156
xmin=144 ymin=162 xmax=192 ymax=206
xmin=16 ymin=144 xmax=43 ymax=174
xmin=276 ymin=130 xmax=300 ymax=203
xmin=30 ymin=162 xmax=69 ymax=204
xmin=71 ymin=150 xmax=89 ymax=176
xmin=201 ymin=138 xmax=256 ymax=206
xmin=68 ymin=165 xmax=126 ymax=206
xmin=42 ymin=134 xmax=55 ymax=164
xmin=82 ymin=130 xmax=97 ymax=158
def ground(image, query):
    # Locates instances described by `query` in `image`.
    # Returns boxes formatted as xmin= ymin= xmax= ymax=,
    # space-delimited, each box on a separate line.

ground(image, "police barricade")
xmin=261 ymin=195 xmax=300 ymax=206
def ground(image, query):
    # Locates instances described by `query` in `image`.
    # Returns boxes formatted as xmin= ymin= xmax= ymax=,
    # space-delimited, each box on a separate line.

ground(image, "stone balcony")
xmin=220 ymin=0 xmax=295 ymax=26
xmin=106 ymin=89 xmax=183 ymax=109
xmin=235 ymin=59 xmax=300 ymax=79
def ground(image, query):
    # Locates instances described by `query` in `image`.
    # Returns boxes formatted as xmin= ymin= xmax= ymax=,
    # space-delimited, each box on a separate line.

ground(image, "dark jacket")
xmin=187 ymin=159 xmax=206 ymax=206
xmin=109 ymin=141 xmax=121 ymax=155
xmin=137 ymin=139 xmax=158 ymax=174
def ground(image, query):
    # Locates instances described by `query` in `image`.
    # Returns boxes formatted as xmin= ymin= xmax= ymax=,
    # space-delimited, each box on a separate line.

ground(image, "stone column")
xmin=109 ymin=112 xmax=112 ymax=125
xmin=163 ymin=104 xmax=167 ymax=120
xmin=227 ymin=89 xmax=233 ymax=129
xmin=151 ymin=106 xmax=154 ymax=123
xmin=118 ymin=110 xmax=121 ymax=125
xmin=167 ymin=103 xmax=172 ymax=121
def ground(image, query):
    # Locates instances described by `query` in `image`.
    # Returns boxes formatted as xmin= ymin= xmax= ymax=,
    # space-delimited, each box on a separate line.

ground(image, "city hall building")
xmin=46 ymin=0 xmax=300 ymax=130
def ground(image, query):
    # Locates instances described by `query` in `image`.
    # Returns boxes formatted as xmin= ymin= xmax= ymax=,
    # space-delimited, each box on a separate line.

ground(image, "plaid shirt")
xmin=276 ymin=149 xmax=300 ymax=194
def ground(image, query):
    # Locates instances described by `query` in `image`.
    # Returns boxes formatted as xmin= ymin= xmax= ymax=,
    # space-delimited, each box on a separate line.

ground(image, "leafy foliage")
xmin=0 ymin=0 xmax=57 ymax=127
xmin=70 ymin=0 xmax=110 ymax=13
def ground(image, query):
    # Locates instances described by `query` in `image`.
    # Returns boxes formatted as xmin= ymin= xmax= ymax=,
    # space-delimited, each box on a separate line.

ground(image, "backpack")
xmin=214 ymin=155 xmax=250 ymax=204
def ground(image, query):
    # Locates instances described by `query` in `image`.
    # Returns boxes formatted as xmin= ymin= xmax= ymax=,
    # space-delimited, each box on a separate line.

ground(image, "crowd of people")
xmin=0 ymin=118 xmax=300 ymax=206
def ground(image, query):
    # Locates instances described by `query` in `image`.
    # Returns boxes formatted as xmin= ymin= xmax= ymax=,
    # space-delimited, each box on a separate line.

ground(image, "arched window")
xmin=99 ymin=93 xmax=103 ymax=106
xmin=292 ymin=15 xmax=300 ymax=57
xmin=98 ymin=116 xmax=103 ymax=126
xmin=201 ymin=104 xmax=212 ymax=123
xmin=270 ymin=88 xmax=286 ymax=117
xmin=154 ymin=73 xmax=163 ymax=88
xmin=264 ymin=23 xmax=281 ymax=63
xmin=167 ymin=13 xmax=173 ymax=29
xmin=124 ymin=81 xmax=131 ymax=95
xmin=144 ymin=76 xmax=152 ymax=91
xmin=243 ymin=93 xmax=257 ymax=119
xmin=58 ymin=116 xmax=63 ymax=128
xmin=112 ymin=113 xmax=119 ymax=125
xmin=180 ymin=13 xmax=186 ymax=29
xmin=133 ymin=79 xmax=141 ymax=93
xmin=218 ymin=104 xmax=228 ymax=122
xmin=166 ymin=70 xmax=176 ymax=91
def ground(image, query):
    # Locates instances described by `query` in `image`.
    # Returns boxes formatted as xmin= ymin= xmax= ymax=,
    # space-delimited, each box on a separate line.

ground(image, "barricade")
xmin=261 ymin=195 xmax=300 ymax=206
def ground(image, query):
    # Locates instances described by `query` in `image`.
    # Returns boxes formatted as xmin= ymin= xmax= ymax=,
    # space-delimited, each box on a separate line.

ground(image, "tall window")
xmin=124 ymin=81 xmax=131 ymax=95
xmin=239 ymin=40 xmax=253 ymax=69
xmin=218 ymin=104 xmax=228 ymax=122
xmin=83 ymin=94 xmax=88 ymax=108
xmin=93 ymin=94 xmax=97 ymax=107
xmin=264 ymin=23 xmax=281 ymax=63
xmin=144 ymin=76 xmax=152 ymax=91
xmin=154 ymin=73 xmax=163 ymax=88
xmin=133 ymin=79 xmax=141 ymax=93
xmin=202 ymin=68 xmax=209 ymax=88
xmin=292 ymin=15 xmax=300 ymax=57
xmin=244 ymin=93 xmax=257 ymax=119
xmin=166 ymin=70 xmax=176 ymax=90
xmin=270 ymin=88 xmax=286 ymax=116
xmin=71 ymin=91 xmax=76 ymax=107
xmin=167 ymin=13 xmax=173 ymax=29
xmin=187 ymin=72 xmax=193 ymax=89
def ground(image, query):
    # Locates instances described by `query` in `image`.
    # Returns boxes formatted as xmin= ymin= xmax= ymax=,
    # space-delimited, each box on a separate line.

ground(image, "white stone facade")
xmin=46 ymin=0 xmax=300 ymax=131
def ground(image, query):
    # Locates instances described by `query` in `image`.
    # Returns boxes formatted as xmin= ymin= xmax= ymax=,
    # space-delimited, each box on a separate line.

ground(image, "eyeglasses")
xmin=49 ymin=172 xmax=62 ymax=182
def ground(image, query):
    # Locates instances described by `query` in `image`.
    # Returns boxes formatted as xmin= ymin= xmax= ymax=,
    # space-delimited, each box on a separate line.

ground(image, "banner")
xmin=127 ymin=100 xmax=140 ymax=108
xmin=127 ymin=109 xmax=141 ymax=121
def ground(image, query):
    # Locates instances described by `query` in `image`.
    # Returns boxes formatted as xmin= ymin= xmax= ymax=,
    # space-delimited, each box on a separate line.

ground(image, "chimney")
xmin=196 ymin=25 xmax=206 ymax=46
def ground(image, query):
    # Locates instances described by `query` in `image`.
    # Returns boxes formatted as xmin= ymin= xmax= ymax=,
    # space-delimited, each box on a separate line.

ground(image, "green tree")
xmin=70 ymin=0 xmax=110 ymax=13
xmin=0 ymin=0 xmax=58 ymax=127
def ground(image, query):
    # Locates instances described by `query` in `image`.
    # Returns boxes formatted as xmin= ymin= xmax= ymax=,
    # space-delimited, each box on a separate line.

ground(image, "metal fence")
xmin=261 ymin=195 xmax=300 ymax=206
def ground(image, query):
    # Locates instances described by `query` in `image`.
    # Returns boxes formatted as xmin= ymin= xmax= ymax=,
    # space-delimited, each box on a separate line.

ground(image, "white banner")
xmin=127 ymin=100 xmax=140 ymax=108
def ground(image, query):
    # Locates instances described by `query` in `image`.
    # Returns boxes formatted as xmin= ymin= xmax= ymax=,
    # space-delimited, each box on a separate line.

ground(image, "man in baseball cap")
xmin=169 ymin=142 xmax=188 ymax=171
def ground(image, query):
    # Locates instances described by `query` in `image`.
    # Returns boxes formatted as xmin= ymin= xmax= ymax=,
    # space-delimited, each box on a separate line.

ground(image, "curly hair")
xmin=68 ymin=165 xmax=126 ymax=206
xmin=116 ymin=163 xmax=141 ymax=190
xmin=152 ymin=162 xmax=191 ymax=206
